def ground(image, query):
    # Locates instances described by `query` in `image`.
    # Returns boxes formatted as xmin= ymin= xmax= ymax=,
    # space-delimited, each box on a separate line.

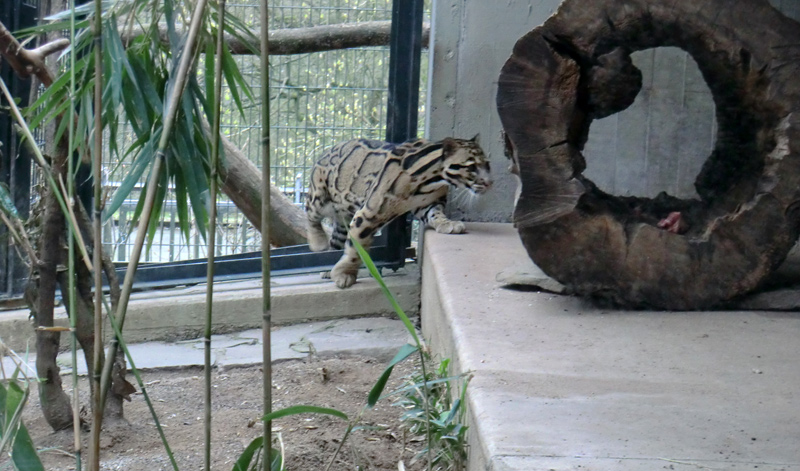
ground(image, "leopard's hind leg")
xmin=319 ymin=217 xmax=352 ymax=279
xmin=306 ymin=185 xmax=332 ymax=252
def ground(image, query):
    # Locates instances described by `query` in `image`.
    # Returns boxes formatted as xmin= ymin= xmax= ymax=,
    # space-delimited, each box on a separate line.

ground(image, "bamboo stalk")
xmin=95 ymin=0 xmax=211 ymax=442
xmin=67 ymin=2 xmax=82 ymax=468
xmin=106 ymin=298 xmax=179 ymax=470
xmin=89 ymin=0 xmax=105 ymax=467
xmin=0 ymin=210 xmax=39 ymax=266
xmin=204 ymin=0 xmax=227 ymax=469
xmin=260 ymin=0 xmax=272 ymax=468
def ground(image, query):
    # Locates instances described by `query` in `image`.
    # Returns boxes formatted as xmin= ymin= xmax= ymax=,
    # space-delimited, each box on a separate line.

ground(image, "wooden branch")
xmin=215 ymin=125 xmax=308 ymax=246
xmin=122 ymin=20 xmax=430 ymax=55
xmin=0 ymin=19 xmax=69 ymax=87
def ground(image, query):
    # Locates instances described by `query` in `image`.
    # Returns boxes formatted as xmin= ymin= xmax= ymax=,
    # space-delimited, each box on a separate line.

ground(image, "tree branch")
xmin=0 ymin=19 xmax=69 ymax=87
xmin=122 ymin=20 xmax=431 ymax=55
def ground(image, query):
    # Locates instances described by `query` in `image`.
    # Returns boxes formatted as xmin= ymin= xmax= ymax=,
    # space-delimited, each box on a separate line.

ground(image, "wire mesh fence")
xmin=103 ymin=0 xmax=429 ymax=264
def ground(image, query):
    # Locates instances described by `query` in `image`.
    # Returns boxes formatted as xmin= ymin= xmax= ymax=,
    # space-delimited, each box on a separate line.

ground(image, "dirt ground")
xmin=20 ymin=355 xmax=427 ymax=470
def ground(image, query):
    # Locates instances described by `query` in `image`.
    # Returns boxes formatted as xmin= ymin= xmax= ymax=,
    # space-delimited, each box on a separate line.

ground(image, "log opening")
xmin=496 ymin=0 xmax=800 ymax=309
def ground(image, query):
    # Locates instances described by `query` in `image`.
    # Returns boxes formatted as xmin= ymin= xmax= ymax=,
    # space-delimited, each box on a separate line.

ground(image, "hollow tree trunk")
xmin=496 ymin=0 xmax=800 ymax=309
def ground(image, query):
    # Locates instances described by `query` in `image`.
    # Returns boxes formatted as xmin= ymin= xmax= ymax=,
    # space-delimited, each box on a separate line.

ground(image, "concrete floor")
xmin=0 ymin=266 xmax=419 ymax=353
xmin=2 ymin=316 xmax=413 ymax=378
xmin=421 ymin=223 xmax=800 ymax=471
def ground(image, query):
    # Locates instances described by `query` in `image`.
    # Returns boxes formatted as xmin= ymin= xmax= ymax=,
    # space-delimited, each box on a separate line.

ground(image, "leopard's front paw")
xmin=331 ymin=269 xmax=357 ymax=288
xmin=435 ymin=220 xmax=466 ymax=234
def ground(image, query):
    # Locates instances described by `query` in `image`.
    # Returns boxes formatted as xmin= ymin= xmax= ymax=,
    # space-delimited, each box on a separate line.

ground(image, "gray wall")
xmin=426 ymin=0 xmax=800 ymax=220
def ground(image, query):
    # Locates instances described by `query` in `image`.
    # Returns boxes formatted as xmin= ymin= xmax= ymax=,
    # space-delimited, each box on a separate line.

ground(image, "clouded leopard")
xmin=306 ymin=136 xmax=492 ymax=288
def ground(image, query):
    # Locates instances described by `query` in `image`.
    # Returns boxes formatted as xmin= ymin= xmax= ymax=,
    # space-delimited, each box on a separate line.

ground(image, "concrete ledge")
xmin=422 ymin=223 xmax=800 ymax=471
xmin=0 ymin=265 xmax=419 ymax=352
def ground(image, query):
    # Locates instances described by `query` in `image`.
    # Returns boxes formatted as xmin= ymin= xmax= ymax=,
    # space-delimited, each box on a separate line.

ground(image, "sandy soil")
xmin=20 ymin=355 xmax=426 ymax=470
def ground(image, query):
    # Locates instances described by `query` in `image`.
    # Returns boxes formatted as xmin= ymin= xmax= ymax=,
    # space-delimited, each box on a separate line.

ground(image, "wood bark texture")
xmin=496 ymin=0 xmax=800 ymax=309
xmin=122 ymin=20 xmax=430 ymax=55
xmin=217 ymin=129 xmax=308 ymax=246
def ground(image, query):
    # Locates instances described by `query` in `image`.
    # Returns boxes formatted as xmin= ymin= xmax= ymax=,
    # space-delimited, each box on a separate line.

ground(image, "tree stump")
xmin=496 ymin=0 xmax=800 ymax=309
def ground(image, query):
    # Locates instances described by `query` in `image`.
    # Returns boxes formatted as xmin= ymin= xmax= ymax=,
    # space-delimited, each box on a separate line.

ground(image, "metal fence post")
xmin=383 ymin=0 xmax=425 ymax=269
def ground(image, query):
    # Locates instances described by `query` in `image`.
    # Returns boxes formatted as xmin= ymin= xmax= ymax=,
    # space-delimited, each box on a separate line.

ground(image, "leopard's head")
xmin=441 ymin=136 xmax=492 ymax=194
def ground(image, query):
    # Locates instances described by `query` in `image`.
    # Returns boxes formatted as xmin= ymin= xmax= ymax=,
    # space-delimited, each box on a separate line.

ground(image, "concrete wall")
xmin=426 ymin=0 xmax=800 ymax=220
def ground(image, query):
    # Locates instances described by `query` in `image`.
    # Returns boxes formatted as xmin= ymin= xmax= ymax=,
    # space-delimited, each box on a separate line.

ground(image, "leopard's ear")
xmin=470 ymin=133 xmax=480 ymax=144
xmin=442 ymin=137 xmax=457 ymax=154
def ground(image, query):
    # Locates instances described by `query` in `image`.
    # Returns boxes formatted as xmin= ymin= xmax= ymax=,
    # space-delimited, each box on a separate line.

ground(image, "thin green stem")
xmin=204 ymin=1 xmax=227 ymax=469
xmin=260 ymin=0 xmax=272 ymax=469
xmin=418 ymin=350 xmax=433 ymax=471
xmin=351 ymin=239 xmax=434 ymax=470
xmin=89 ymin=0 xmax=105 ymax=468
xmin=67 ymin=1 xmax=82 ymax=469
xmin=96 ymin=151 xmax=162 ymax=412
xmin=96 ymin=0 xmax=210 ymax=430
xmin=106 ymin=299 xmax=179 ymax=471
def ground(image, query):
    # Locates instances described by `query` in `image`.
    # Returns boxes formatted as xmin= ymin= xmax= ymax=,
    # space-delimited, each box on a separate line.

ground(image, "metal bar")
xmin=115 ymin=242 xmax=397 ymax=284
xmin=382 ymin=0 xmax=425 ymax=270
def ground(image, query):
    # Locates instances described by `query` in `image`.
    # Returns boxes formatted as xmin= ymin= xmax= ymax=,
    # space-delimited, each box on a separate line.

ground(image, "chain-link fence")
xmin=103 ymin=0 xmax=429 ymax=264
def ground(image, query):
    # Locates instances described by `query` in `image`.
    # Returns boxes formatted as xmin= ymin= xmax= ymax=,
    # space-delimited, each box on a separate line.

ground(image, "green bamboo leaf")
xmin=0 ymin=382 xmax=43 ymax=470
xmin=25 ymin=66 xmax=73 ymax=118
xmin=0 ymin=383 xmax=20 ymax=434
xmin=76 ymin=89 xmax=92 ymax=157
xmin=145 ymin=167 xmax=168 ymax=254
xmin=15 ymin=18 xmax=91 ymax=36
xmin=204 ymin=38 xmax=216 ymax=106
xmin=368 ymin=343 xmax=418 ymax=407
xmin=192 ymin=76 xmax=214 ymax=123
xmin=0 ymin=184 xmax=20 ymax=219
xmin=2 ymin=382 xmax=24 ymax=430
xmin=180 ymin=83 xmax=196 ymax=146
xmin=231 ymin=437 xmax=281 ymax=471
xmin=0 ymin=381 xmax=7 ymax=422
xmin=103 ymin=19 xmax=125 ymax=114
xmin=220 ymin=42 xmax=251 ymax=117
xmin=128 ymin=54 xmax=164 ymax=112
xmin=232 ymin=437 xmax=262 ymax=471
xmin=352 ymin=238 xmax=421 ymax=346
xmin=10 ymin=421 xmax=44 ymax=471
xmin=222 ymin=15 xmax=259 ymax=54
xmin=442 ymin=398 xmax=462 ymax=426
xmin=171 ymin=127 xmax=209 ymax=238
xmin=104 ymin=139 xmax=155 ymax=219
xmin=262 ymin=405 xmax=348 ymax=423
xmin=44 ymin=1 xmax=106 ymax=20
xmin=383 ymin=374 xmax=469 ymax=402
xmin=174 ymin=172 xmax=191 ymax=242
xmin=51 ymin=101 xmax=75 ymax=148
